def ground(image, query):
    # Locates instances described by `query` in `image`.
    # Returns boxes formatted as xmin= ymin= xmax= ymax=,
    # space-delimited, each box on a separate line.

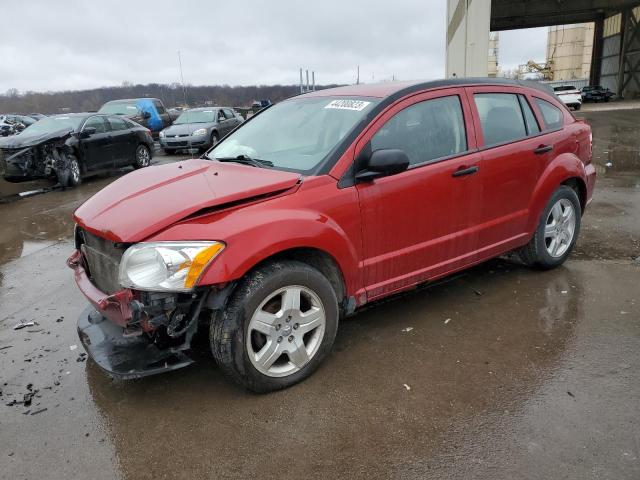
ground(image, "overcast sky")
xmin=1 ymin=0 xmax=547 ymax=93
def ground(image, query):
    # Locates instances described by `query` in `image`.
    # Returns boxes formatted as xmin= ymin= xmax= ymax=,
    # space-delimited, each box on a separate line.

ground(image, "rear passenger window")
xmin=370 ymin=95 xmax=467 ymax=166
xmin=518 ymin=95 xmax=540 ymax=135
xmin=533 ymin=98 xmax=564 ymax=130
xmin=474 ymin=93 xmax=527 ymax=146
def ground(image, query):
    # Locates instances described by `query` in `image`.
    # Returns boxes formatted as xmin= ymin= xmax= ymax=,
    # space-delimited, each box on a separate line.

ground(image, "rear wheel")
xmin=210 ymin=132 xmax=219 ymax=148
xmin=133 ymin=144 xmax=151 ymax=168
xmin=519 ymin=185 xmax=581 ymax=269
xmin=574 ymin=103 xmax=581 ymax=111
xmin=210 ymin=260 xmax=339 ymax=393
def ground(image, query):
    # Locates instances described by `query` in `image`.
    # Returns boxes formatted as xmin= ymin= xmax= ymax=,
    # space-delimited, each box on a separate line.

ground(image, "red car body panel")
xmin=72 ymin=79 xmax=596 ymax=312
xmin=73 ymin=159 xmax=301 ymax=243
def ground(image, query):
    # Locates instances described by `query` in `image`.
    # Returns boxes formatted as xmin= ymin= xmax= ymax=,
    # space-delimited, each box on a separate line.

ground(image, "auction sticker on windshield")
xmin=324 ymin=99 xmax=371 ymax=111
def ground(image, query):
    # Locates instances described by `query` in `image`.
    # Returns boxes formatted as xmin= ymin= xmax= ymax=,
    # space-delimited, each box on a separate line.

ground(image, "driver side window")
xmin=370 ymin=95 xmax=467 ymax=166
xmin=84 ymin=116 xmax=107 ymax=133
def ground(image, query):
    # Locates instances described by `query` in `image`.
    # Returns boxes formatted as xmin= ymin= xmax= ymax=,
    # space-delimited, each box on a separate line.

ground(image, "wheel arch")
xmin=526 ymin=152 xmax=588 ymax=233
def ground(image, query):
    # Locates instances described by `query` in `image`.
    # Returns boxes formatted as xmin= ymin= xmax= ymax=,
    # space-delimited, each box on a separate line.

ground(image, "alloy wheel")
xmin=544 ymin=198 xmax=576 ymax=258
xmin=70 ymin=159 xmax=81 ymax=184
xmin=137 ymin=146 xmax=150 ymax=167
xmin=246 ymin=285 xmax=326 ymax=377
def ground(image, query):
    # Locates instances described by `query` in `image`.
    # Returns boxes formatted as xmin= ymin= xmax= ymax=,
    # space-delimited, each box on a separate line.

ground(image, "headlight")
xmin=159 ymin=131 xmax=165 ymax=138
xmin=118 ymin=242 xmax=225 ymax=292
xmin=192 ymin=128 xmax=207 ymax=136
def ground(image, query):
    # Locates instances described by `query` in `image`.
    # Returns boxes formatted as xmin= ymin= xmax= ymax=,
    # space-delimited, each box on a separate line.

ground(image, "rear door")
xmin=107 ymin=116 xmax=133 ymax=165
xmin=216 ymin=109 xmax=232 ymax=136
xmin=354 ymin=88 xmax=482 ymax=299
xmin=79 ymin=116 xmax=113 ymax=171
xmin=465 ymin=87 xmax=549 ymax=258
xmin=153 ymin=100 xmax=172 ymax=128
xmin=223 ymin=108 xmax=241 ymax=130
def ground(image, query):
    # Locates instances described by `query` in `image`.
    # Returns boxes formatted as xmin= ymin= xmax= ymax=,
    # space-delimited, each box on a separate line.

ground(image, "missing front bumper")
xmin=77 ymin=306 xmax=194 ymax=379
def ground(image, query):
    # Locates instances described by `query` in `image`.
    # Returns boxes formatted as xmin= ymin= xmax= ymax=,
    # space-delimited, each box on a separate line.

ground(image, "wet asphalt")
xmin=0 ymin=112 xmax=638 ymax=480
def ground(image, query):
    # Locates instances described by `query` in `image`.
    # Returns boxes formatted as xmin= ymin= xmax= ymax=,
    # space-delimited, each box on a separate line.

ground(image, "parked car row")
xmin=0 ymin=113 xmax=44 ymax=136
xmin=552 ymin=84 xmax=616 ymax=110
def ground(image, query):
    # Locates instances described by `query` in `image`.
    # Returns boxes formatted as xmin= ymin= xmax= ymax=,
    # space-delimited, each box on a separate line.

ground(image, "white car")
xmin=553 ymin=86 xmax=582 ymax=110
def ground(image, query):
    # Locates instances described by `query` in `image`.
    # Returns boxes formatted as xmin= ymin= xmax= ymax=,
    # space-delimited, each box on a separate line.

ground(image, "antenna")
xmin=177 ymin=50 xmax=194 ymax=159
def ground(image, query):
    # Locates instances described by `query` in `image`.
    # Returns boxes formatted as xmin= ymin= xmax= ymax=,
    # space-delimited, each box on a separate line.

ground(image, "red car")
xmin=68 ymin=78 xmax=595 ymax=392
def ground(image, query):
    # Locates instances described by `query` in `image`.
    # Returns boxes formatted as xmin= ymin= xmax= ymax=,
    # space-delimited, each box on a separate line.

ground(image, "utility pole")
xmin=356 ymin=66 xmax=360 ymax=85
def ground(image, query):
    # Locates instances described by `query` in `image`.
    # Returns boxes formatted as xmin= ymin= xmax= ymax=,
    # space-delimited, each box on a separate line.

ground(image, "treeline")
xmin=0 ymin=83 xmax=341 ymax=115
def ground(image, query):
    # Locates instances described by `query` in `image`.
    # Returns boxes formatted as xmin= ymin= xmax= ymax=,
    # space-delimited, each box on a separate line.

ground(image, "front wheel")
xmin=210 ymin=260 xmax=339 ymax=393
xmin=133 ymin=144 xmax=151 ymax=169
xmin=519 ymin=185 xmax=581 ymax=269
xmin=57 ymin=154 xmax=82 ymax=187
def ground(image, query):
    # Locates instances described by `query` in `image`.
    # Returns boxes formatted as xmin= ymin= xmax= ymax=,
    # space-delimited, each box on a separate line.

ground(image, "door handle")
xmin=452 ymin=165 xmax=479 ymax=177
xmin=534 ymin=144 xmax=553 ymax=154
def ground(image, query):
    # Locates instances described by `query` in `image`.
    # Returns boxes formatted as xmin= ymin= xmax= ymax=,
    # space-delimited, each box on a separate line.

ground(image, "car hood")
xmin=0 ymin=127 xmax=73 ymax=148
xmin=163 ymin=122 xmax=215 ymax=136
xmin=74 ymin=159 xmax=301 ymax=242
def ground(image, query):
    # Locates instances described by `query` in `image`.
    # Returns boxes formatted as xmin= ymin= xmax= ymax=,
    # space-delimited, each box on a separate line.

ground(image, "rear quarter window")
xmin=534 ymin=98 xmax=564 ymax=130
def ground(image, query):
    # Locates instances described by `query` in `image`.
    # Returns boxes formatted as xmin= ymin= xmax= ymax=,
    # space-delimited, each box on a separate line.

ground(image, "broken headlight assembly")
xmin=118 ymin=242 xmax=225 ymax=292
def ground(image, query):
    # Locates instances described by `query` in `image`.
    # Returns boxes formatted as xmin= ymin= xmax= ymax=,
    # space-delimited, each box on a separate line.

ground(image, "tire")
xmin=210 ymin=260 xmax=339 ymax=393
xmin=604 ymin=96 xmax=610 ymax=103
xmin=210 ymin=132 xmax=219 ymax=148
xmin=133 ymin=144 xmax=151 ymax=169
xmin=519 ymin=185 xmax=581 ymax=269
xmin=57 ymin=154 xmax=82 ymax=187
xmin=574 ymin=103 xmax=581 ymax=111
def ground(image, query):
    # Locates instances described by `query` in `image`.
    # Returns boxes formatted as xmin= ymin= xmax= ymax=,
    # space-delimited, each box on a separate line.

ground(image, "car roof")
xmin=299 ymin=77 xmax=555 ymax=100
xmin=183 ymin=107 xmax=221 ymax=112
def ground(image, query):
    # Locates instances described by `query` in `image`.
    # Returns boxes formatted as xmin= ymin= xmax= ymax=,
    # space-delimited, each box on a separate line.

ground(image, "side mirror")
xmin=355 ymin=149 xmax=410 ymax=182
xmin=81 ymin=127 xmax=97 ymax=138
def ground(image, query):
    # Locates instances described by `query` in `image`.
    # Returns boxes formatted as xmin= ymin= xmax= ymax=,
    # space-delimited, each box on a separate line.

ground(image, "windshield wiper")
xmin=215 ymin=155 xmax=273 ymax=168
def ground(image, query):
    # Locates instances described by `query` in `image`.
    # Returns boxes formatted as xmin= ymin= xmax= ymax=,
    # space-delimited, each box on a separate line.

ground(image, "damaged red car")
xmin=68 ymin=78 xmax=596 ymax=392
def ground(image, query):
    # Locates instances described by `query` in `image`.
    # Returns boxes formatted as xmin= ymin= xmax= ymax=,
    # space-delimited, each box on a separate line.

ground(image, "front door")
xmin=80 ymin=116 xmax=113 ymax=171
xmin=354 ymin=89 xmax=482 ymax=300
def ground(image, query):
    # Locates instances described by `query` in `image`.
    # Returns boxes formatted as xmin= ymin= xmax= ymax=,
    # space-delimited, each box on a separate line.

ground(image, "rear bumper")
xmin=77 ymin=306 xmax=193 ymax=379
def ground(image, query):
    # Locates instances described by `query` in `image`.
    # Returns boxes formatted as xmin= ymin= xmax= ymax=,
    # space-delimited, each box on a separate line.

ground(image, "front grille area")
xmin=78 ymin=228 xmax=125 ymax=294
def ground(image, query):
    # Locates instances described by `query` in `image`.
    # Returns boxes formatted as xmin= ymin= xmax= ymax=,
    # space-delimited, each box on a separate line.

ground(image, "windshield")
xmin=175 ymin=110 xmax=216 ymax=124
xmin=21 ymin=116 xmax=83 ymax=134
xmin=209 ymin=96 xmax=379 ymax=173
xmin=98 ymin=102 xmax=140 ymax=115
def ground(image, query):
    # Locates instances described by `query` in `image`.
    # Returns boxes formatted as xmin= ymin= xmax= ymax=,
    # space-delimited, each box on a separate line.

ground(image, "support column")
xmin=617 ymin=9 xmax=630 ymax=97
xmin=446 ymin=0 xmax=491 ymax=78
xmin=590 ymin=16 xmax=604 ymax=86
